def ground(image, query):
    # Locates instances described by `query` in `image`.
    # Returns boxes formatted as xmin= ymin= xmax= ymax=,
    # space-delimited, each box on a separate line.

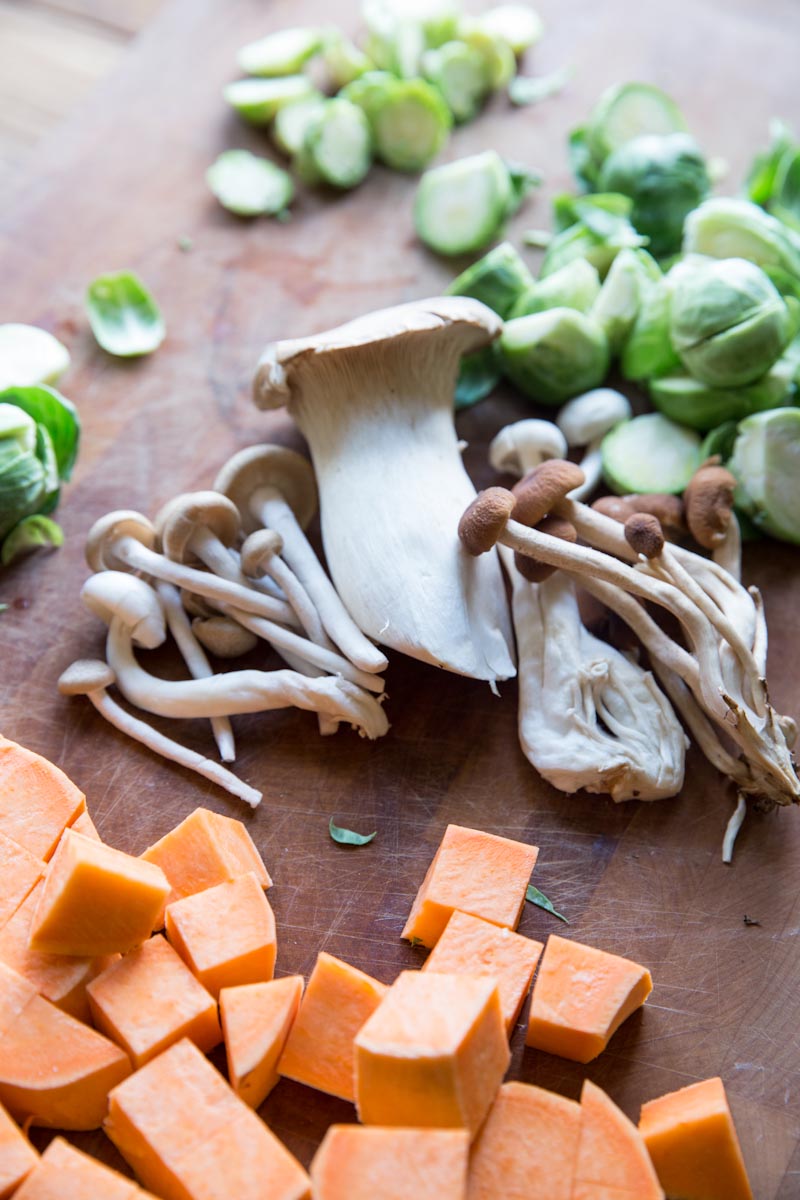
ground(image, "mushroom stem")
xmin=722 ymin=793 xmax=747 ymax=864
xmin=156 ymin=582 xmax=236 ymax=763
xmin=650 ymin=660 xmax=748 ymax=783
xmin=240 ymin=529 xmax=334 ymax=651
xmin=713 ymin=515 xmax=742 ymax=581
xmin=566 ymin=441 xmax=604 ymax=502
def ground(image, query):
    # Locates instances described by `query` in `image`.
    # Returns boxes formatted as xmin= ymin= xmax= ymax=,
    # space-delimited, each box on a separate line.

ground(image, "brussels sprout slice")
xmin=683 ymin=197 xmax=800 ymax=280
xmin=454 ymin=346 xmax=502 ymax=409
xmin=478 ymin=4 xmax=544 ymax=54
xmin=457 ymin=23 xmax=516 ymax=88
xmin=586 ymin=81 xmax=687 ymax=167
xmin=324 ymin=35 xmax=373 ymax=88
xmin=370 ymin=78 xmax=452 ymax=172
xmin=0 ymin=402 xmax=36 ymax=451
xmin=541 ymin=193 xmax=646 ymax=279
xmin=509 ymin=66 xmax=570 ymax=107
xmin=731 ymin=407 xmax=800 ymax=542
xmin=300 ymin=99 xmax=373 ymax=189
xmin=649 ymin=367 xmax=794 ymax=431
xmin=206 ymin=150 xmax=293 ymax=216
xmin=446 ymin=240 xmax=534 ymax=317
xmin=620 ymin=274 xmax=679 ymax=380
xmin=1 ymin=514 xmax=63 ymax=566
xmin=591 ymin=247 xmax=661 ymax=353
xmin=272 ymin=95 xmax=327 ymax=157
xmin=85 ymin=272 xmax=164 ymax=358
xmin=0 ymin=436 xmax=46 ymax=539
xmin=414 ymin=150 xmax=512 ymax=255
xmin=0 ymin=385 xmax=80 ymax=480
xmin=602 ymin=412 xmax=702 ymax=495
xmin=0 ymin=325 xmax=70 ymax=392
xmin=421 ymin=41 xmax=490 ymax=123
xmin=224 ymin=76 xmax=317 ymax=125
xmin=499 ymin=307 xmax=609 ymax=405
xmin=509 ymin=257 xmax=600 ymax=319
xmin=340 ymin=71 xmax=396 ymax=120
xmin=237 ymin=26 xmax=329 ymax=76
xmin=700 ymin=420 xmax=739 ymax=463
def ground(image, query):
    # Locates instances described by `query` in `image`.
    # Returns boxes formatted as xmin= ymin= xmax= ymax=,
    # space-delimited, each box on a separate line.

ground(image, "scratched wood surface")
xmin=1 ymin=0 xmax=799 ymax=1192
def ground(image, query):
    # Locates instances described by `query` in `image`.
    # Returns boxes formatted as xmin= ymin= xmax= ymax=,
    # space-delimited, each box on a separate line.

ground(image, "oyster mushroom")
xmin=252 ymin=296 xmax=515 ymax=682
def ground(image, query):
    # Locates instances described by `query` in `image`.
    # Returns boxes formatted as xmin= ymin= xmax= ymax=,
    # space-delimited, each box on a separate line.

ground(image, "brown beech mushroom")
xmin=592 ymin=493 xmax=686 ymax=540
xmin=251 ymin=297 xmax=515 ymax=683
xmin=684 ymin=463 xmax=740 ymax=580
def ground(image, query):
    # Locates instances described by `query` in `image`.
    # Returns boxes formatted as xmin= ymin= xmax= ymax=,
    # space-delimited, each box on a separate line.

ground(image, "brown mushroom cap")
xmin=58 ymin=659 xmax=116 ymax=696
xmin=458 ymin=488 xmax=515 ymax=556
xmin=85 ymin=511 xmax=156 ymax=573
xmin=511 ymin=460 xmax=586 ymax=527
xmin=624 ymin=512 xmax=665 ymax=560
xmin=240 ymin=529 xmax=284 ymax=578
xmin=214 ymin=444 xmax=318 ymax=533
xmin=592 ymin=493 xmax=686 ymax=538
xmin=192 ymin=616 xmax=259 ymax=659
xmin=684 ymin=464 xmax=737 ymax=550
xmin=180 ymin=590 xmax=217 ymax=619
xmin=156 ymin=492 xmax=241 ymax=565
xmin=513 ymin=515 xmax=578 ymax=583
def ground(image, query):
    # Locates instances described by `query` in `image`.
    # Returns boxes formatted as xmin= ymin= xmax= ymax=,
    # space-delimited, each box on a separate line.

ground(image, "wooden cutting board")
xmin=1 ymin=0 xmax=799 ymax=1191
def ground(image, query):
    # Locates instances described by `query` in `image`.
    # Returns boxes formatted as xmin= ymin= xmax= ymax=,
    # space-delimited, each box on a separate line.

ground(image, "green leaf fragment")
xmin=508 ymin=66 xmax=570 ymax=108
xmin=0 ymin=385 xmax=80 ymax=480
xmin=207 ymin=150 xmax=293 ymax=217
xmin=1 ymin=515 xmax=63 ymax=565
xmin=328 ymin=817 xmax=377 ymax=846
xmin=525 ymin=884 xmax=568 ymax=924
xmin=85 ymin=272 xmax=164 ymax=358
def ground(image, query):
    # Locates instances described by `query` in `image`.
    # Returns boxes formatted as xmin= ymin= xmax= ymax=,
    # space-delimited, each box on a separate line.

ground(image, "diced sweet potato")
xmin=221 ymin=975 xmax=303 ymax=1109
xmin=29 ymin=830 xmax=169 ymax=957
xmin=639 ymin=1077 xmax=753 ymax=1200
xmin=355 ymin=971 xmax=510 ymax=1136
xmin=105 ymin=1038 xmax=310 ymax=1200
xmin=526 ymin=934 xmax=652 ymax=1063
xmin=70 ymin=810 xmax=102 ymax=841
xmin=165 ymin=872 xmax=276 ymax=998
xmin=0 ymin=833 xmax=44 ymax=932
xmin=88 ymin=934 xmax=221 ymax=1068
xmin=278 ymin=952 xmax=387 ymax=1103
xmin=0 ymin=961 xmax=131 ymax=1129
xmin=574 ymin=1080 xmax=663 ymax=1199
xmin=402 ymin=825 xmax=539 ymax=949
xmin=12 ymin=1136 xmax=155 ymax=1199
xmin=141 ymin=807 xmax=271 ymax=917
xmin=311 ymin=1125 xmax=469 ymax=1200
xmin=467 ymin=1081 xmax=580 ymax=1199
xmin=0 ymin=1100 xmax=37 ymax=1199
xmin=423 ymin=911 xmax=542 ymax=1034
xmin=0 ymin=738 xmax=85 ymax=861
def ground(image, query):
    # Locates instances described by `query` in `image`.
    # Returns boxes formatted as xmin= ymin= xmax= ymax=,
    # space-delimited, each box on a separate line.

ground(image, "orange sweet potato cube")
xmin=29 ymin=831 xmax=169 ymax=958
xmin=70 ymin=809 xmax=102 ymax=841
xmin=355 ymin=971 xmax=510 ymax=1136
xmin=13 ymin=1136 xmax=157 ymax=1199
xmin=0 ymin=1100 xmax=37 ymax=1198
xmin=423 ymin=910 xmax=542 ymax=1034
xmin=0 ymin=833 xmax=44 ymax=932
xmin=220 ymin=975 xmax=303 ymax=1109
xmin=88 ymin=934 xmax=221 ymax=1068
xmin=574 ymin=1080 xmax=664 ymax=1199
xmin=141 ymin=807 xmax=271 ymax=913
xmin=165 ymin=872 xmax=276 ymax=998
xmin=402 ymin=825 xmax=539 ymax=948
xmin=0 ymin=738 xmax=85 ymax=861
xmin=468 ymin=1082 xmax=580 ymax=1200
xmin=277 ymin=952 xmax=387 ymax=1103
xmin=105 ymin=1038 xmax=310 ymax=1200
xmin=310 ymin=1126 xmax=469 ymax=1200
xmin=639 ymin=1077 xmax=753 ymax=1200
xmin=526 ymin=934 xmax=652 ymax=1063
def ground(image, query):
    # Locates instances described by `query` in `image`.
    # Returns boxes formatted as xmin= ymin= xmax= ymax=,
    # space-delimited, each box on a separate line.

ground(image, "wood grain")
xmin=1 ymin=0 xmax=799 ymax=1193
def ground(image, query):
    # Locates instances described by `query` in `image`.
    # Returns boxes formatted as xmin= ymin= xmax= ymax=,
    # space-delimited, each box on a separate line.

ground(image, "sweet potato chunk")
xmin=29 ymin=831 xmax=169 ymax=957
xmin=165 ymin=872 xmax=276 ymax=998
xmin=639 ymin=1076 xmax=753 ymax=1200
xmin=70 ymin=810 xmax=102 ymax=841
xmin=574 ymin=1080 xmax=663 ymax=1198
xmin=468 ymin=1081 xmax=580 ymax=1199
xmin=0 ymin=833 xmax=43 ymax=932
xmin=12 ymin=1136 xmax=157 ymax=1199
xmin=278 ymin=952 xmax=386 ymax=1103
xmin=0 ymin=1100 xmax=37 ymax=1198
xmin=311 ymin=1126 xmax=469 ymax=1200
xmin=355 ymin=971 xmax=510 ymax=1135
xmin=402 ymin=825 xmax=539 ymax=948
xmin=423 ymin=911 xmax=542 ymax=1034
xmin=0 ymin=738 xmax=85 ymax=861
xmin=526 ymin=934 xmax=652 ymax=1062
xmin=221 ymin=975 xmax=303 ymax=1109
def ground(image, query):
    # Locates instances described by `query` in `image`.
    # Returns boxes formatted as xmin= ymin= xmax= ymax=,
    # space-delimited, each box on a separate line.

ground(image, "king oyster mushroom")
xmin=252 ymin=297 xmax=516 ymax=682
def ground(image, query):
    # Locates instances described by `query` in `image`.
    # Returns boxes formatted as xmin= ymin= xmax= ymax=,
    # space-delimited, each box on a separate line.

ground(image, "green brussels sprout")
xmin=591 ymin=247 xmax=661 ymax=354
xmin=585 ymin=82 xmax=688 ymax=172
xmin=730 ymin=407 xmax=800 ymax=542
xmin=421 ymin=41 xmax=490 ymax=123
xmin=745 ymin=119 xmax=800 ymax=235
xmin=620 ymin=273 xmax=680 ymax=381
xmin=446 ymin=241 xmax=534 ymax=317
xmin=498 ymin=307 xmax=610 ymax=405
xmin=508 ymin=258 xmax=601 ymax=319
xmin=683 ymin=197 xmax=800 ymax=280
xmin=649 ymin=363 xmax=795 ymax=431
xmin=598 ymin=132 xmax=709 ymax=256
xmin=669 ymin=256 xmax=794 ymax=388
xmin=700 ymin=420 xmax=739 ymax=463
xmin=540 ymin=193 xmax=646 ymax=280
xmin=0 ymin=404 xmax=46 ymax=540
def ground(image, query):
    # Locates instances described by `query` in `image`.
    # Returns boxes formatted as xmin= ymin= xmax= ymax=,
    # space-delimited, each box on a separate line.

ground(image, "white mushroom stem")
xmin=722 ymin=793 xmax=747 ymax=864
xmin=156 ymin=582 xmax=236 ymax=763
xmin=241 ymin=531 xmax=334 ymax=651
xmin=713 ymin=514 xmax=742 ymax=582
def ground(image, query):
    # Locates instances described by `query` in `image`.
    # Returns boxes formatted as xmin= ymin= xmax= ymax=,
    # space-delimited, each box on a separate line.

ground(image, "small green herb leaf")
xmin=409 ymin=936 xmax=426 ymax=948
xmin=1 ymin=515 xmax=63 ymax=565
xmin=329 ymin=817 xmax=376 ymax=846
xmin=509 ymin=67 xmax=571 ymax=108
xmin=0 ymin=603 xmax=8 ymax=613
xmin=526 ymin=884 xmax=569 ymax=924
xmin=86 ymin=271 xmax=165 ymax=358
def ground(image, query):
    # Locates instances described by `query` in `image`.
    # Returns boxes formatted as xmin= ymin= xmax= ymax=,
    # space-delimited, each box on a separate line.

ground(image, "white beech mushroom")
xmin=214 ymin=445 xmax=387 ymax=675
xmin=488 ymin=419 xmax=567 ymax=476
xmin=82 ymin=572 xmax=389 ymax=739
xmin=192 ymin=615 xmax=259 ymax=658
xmin=156 ymin=492 xmax=257 ymax=593
xmin=240 ymin=529 xmax=332 ymax=649
xmin=556 ymin=388 xmax=632 ymax=501
xmin=251 ymin=297 xmax=515 ymax=682
xmin=459 ymin=464 xmax=799 ymax=808
xmin=58 ymin=659 xmax=262 ymax=808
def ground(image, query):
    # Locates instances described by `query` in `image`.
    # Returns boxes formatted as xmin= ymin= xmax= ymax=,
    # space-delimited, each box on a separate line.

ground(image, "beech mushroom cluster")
xmin=61 ymin=446 xmax=391 ymax=806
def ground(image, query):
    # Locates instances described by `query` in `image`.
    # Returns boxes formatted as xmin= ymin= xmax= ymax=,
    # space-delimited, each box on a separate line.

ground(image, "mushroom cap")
xmin=192 ymin=616 xmax=259 ymax=659
xmin=557 ymin=388 xmax=632 ymax=447
xmin=180 ymin=590 xmax=216 ymax=619
xmin=240 ymin=529 xmax=284 ymax=577
xmin=592 ymin=493 xmax=686 ymax=538
xmin=253 ymin=296 xmax=503 ymax=413
xmin=458 ymin=487 xmax=516 ymax=556
xmin=80 ymin=572 xmax=167 ymax=649
xmin=155 ymin=492 xmax=241 ymax=564
xmin=511 ymin=460 xmax=586 ymax=527
xmin=488 ymin=419 xmax=568 ymax=478
xmin=513 ymin=515 xmax=577 ymax=583
xmin=684 ymin=463 xmax=737 ymax=549
xmin=58 ymin=658 xmax=116 ymax=696
xmin=85 ymin=511 xmax=156 ymax=573
xmin=214 ymin=444 xmax=318 ymax=533
xmin=624 ymin=512 xmax=665 ymax=559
